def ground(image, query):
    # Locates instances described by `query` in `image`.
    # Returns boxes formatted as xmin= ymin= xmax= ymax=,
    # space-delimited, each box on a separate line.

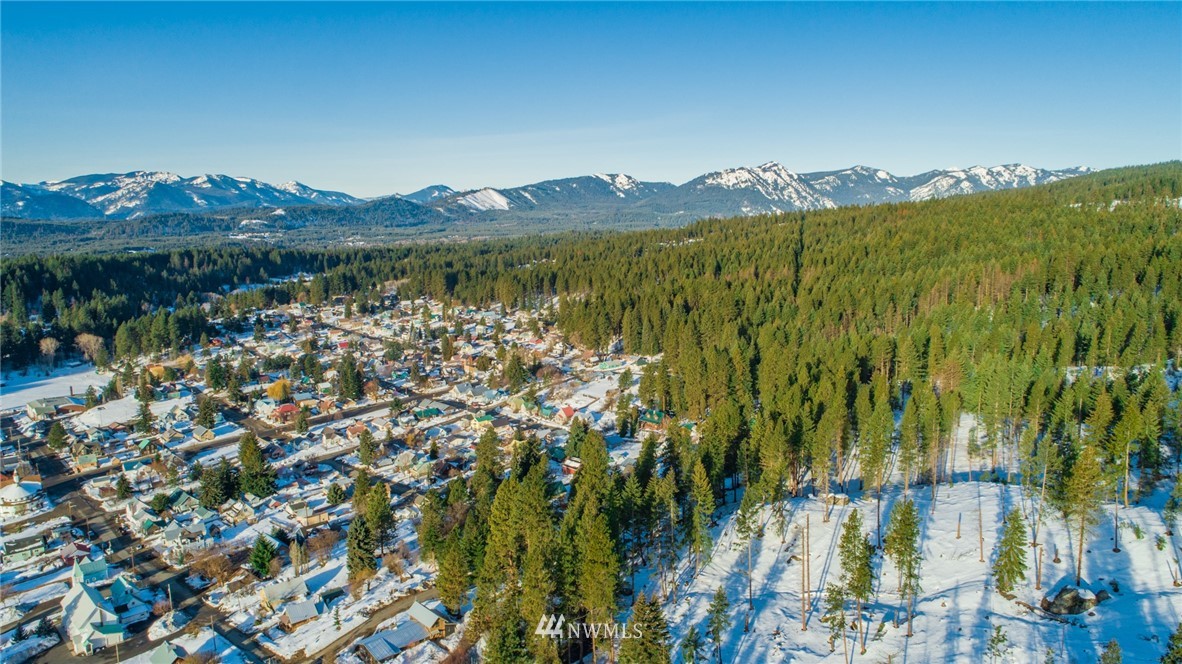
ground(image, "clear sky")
xmin=2 ymin=2 xmax=1179 ymax=197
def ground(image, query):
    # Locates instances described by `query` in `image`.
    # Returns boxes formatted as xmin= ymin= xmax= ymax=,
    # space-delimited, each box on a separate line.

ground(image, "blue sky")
xmin=2 ymin=2 xmax=1179 ymax=197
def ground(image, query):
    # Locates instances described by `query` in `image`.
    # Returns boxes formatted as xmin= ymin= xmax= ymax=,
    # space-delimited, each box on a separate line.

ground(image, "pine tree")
xmin=115 ymin=473 xmax=132 ymax=500
xmin=358 ymin=429 xmax=376 ymax=466
xmin=707 ymin=586 xmax=729 ymax=664
xmin=326 ymin=483 xmax=346 ymax=505
xmin=823 ymin=583 xmax=847 ymax=654
xmin=353 ymin=468 xmax=372 ymax=514
xmin=136 ymin=399 xmax=154 ymax=434
xmin=337 ymin=351 xmax=362 ymax=400
xmin=838 ymin=509 xmax=874 ymax=653
xmin=249 ymin=536 xmax=276 ymax=578
xmin=47 ymin=421 xmax=67 ymax=450
xmin=347 ymin=514 xmax=377 ymax=581
xmin=437 ymin=534 xmax=469 ymax=616
xmin=1100 ymin=639 xmax=1122 ymax=664
xmin=735 ymin=487 xmax=760 ymax=612
xmin=579 ymin=501 xmax=619 ymax=660
xmin=472 ymin=427 xmax=502 ymax=518
xmin=690 ymin=458 xmax=716 ymax=575
xmin=1064 ymin=445 xmax=1108 ymax=585
xmin=619 ymin=593 xmax=671 ymax=663
xmin=366 ymin=485 xmax=395 ymax=554
xmin=992 ymin=508 xmax=1028 ymax=596
xmin=295 ymin=406 xmax=310 ymax=434
xmin=1163 ymin=622 xmax=1182 ymax=664
xmin=196 ymin=395 xmax=216 ymax=428
xmin=237 ymin=431 xmax=276 ymax=498
xmin=884 ymin=498 xmax=922 ymax=635
xmin=680 ymin=625 xmax=704 ymax=664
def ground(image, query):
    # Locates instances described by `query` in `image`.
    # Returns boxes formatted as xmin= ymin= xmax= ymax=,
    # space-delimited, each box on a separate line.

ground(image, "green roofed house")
xmin=414 ymin=407 xmax=443 ymax=420
xmin=638 ymin=410 xmax=669 ymax=431
xmin=72 ymin=554 xmax=112 ymax=585
xmin=146 ymin=642 xmax=185 ymax=664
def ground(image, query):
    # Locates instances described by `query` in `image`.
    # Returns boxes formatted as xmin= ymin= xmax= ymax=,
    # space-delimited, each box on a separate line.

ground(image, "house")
xmin=279 ymin=598 xmax=323 ymax=631
xmin=146 ymin=642 xmax=185 ymax=664
xmin=273 ymin=403 xmax=300 ymax=424
xmin=77 ymin=454 xmax=101 ymax=471
xmin=220 ymin=499 xmax=259 ymax=526
xmin=107 ymin=575 xmax=153 ymax=625
xmin=638 ymin=409 xmax=670 ymax=432
xmin=191 ymin=426 xmax=216 ymax=443
xmin=406 ymin=600 xmax=454 ymax=638
xmin=60 ymin=580 xmax=126 ymax=654
xmin=259 ymin=577 xmax=310 ymax=612
xmin=168 ymin=489 xmax=201 ymax=513
xmin=2 ymin=533 xmax=48 ymax=563
xmin=557 ymin=406 xmax=578 ymax=423
xmin=61 ymin=541 xmax=93 ymax=565
xmin=72 ymin=554 xmax=113 ymax=585
xmin=286 ymin=500 xmax=330 ymax=528
xmin=355 ymin=601 xmax=454 ymax=663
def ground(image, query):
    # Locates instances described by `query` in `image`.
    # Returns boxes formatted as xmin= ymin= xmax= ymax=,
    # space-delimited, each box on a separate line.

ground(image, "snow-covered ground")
xmin=147 ymin=610 xmax=192 ymax=640
xmin=660 ymin=417 xmax=1182 ymax=663
xmin=123 ymin=626 xmax=245 ymax=664
xmin=0 ymin=628 xmax=59 ymax=664
xmin=75 ymin=393 xmax=191 ymax=429
xmin=0 ymin=363 xmax=108 ymax=411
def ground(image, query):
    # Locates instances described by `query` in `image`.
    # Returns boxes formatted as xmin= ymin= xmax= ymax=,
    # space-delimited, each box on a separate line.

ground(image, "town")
xmin=1 ymin=288 xmax=663 ymax=663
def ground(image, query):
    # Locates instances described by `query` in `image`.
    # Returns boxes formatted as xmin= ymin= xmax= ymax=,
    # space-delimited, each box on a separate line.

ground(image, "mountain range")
xmin=3 ymin=163 xmax=1089 ymax=223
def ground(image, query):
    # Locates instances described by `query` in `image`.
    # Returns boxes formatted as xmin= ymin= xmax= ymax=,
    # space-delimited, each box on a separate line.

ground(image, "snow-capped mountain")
xmin=434 ymin=174 xmax=675 ymax=214
xmin=2 ymin=171 xmax=363 ymax=219
xmin=399 ymin=185 xmax=457 ymax=205
xmin=2 ymin=163 xmax=1090 ymax=222
xmin=900 ymin=164 xmax=1092 ymax=201
xmin=649 ymin=162 xmax=836 ymax=215
xmin=1 ymin=181 xmax=105 ymax=220
xmin=804 ymin=165 xmax=909 ymax=206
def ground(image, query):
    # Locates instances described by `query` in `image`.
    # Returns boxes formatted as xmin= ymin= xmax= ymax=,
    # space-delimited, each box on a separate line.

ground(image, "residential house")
xmin=72 ymin=554 xmax=113 ymax=586
xmin=259 ymin=577 xmax=310 ymax=612
xmin=60 ymin=541 xmax=93 ymax=565
xmin=355 ymin=601 xmax=454 ymax=663
xmin=145 ymin=642 xmax=185 ymax=664
xmin=107 ymin=575 xmax=153 ymax=625
xmin=2 ymin=533 xmax=48 ymax=563
xmin=279 ymin=598 xmax=323 ymax=632
xmin=191 ymin=426 xmax=216 ymax=443
xmin=286 ymin=500 xmax=330 ymax=528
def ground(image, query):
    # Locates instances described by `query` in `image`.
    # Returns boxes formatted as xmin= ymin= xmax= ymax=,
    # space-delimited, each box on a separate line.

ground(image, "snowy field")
xmin=660 ymin=417 xmax=1182 ymax=664
xmin=75 ymin=393 xmax=191 ymax=429
xmin=0 ymin=364 xmax=108 ymax=411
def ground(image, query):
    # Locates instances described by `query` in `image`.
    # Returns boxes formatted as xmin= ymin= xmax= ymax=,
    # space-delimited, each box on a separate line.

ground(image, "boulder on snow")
xmin=1040 ymin=585 xmax=1107 ymax=615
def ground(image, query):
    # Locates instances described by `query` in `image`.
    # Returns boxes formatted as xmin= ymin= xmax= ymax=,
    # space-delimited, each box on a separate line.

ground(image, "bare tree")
xmin=75 ymin=333 xmax=106 ymax=363
xmin=39 ymin=337 xmax=60 ymax=371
